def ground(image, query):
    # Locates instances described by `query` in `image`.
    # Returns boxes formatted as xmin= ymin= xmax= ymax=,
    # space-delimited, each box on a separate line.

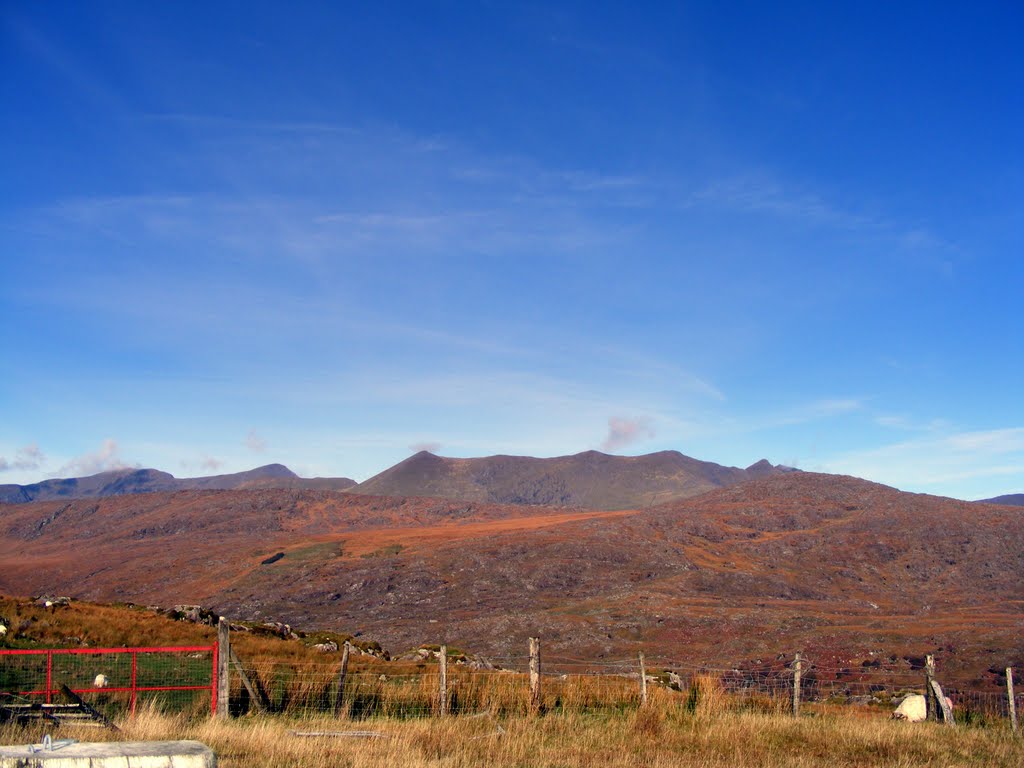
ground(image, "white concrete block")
xmin=0 ymin=740 xmax=215 ymax=768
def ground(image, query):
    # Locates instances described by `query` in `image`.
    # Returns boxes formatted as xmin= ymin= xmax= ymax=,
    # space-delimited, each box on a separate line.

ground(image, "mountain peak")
xmin=246 ymin=463 xmax=299 ymax=479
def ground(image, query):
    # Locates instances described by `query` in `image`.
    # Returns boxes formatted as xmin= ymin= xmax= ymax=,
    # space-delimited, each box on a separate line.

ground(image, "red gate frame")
xmin=0 ymin=644 xmax=218 ymax=716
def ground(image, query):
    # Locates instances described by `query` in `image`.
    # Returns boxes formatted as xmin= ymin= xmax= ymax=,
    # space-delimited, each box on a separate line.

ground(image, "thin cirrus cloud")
xmin=821 ymin=427 xmax=1024 ymax=496
xmin=745 ymin=398 xmax=864 ymax=432
xmin=22 ymin=115 xmax=775 ymax=274
xmin=689 ymin=176 xmax=872 ymax=229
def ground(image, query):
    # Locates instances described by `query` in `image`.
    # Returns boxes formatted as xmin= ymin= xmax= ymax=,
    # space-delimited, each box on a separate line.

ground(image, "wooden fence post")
xmin=792 ymin=652 xmax=802 ymax=717
xmin=529 ymin=637 xmax=541 ymax=713
xmin=216 ymin=617 xmax=230 ymax=719
xmin=333 ymin=641 xmax=352 ymax=716
xmin=439 ymin=645 xmax=449 ymax=716
xmin=1008 ymin=667 xmax=1018 ymax=733
xmin=925 ymin=655 xmax=937 ymax=722
xmin=638 ymin=652 xmax=648 ymax=706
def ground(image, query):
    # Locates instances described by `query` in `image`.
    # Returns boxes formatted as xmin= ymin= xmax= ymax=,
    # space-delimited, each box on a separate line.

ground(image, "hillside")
xmin=350 ymin=449 xmax=795 ymax=510
xmin=2 ymin=474 xmax=1022 ymax=682
xmin=0 ymin=464 xmax=356 ymax=503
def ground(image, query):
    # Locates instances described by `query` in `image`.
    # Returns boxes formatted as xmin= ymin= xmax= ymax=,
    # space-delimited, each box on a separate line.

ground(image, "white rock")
xmin=892 ymin=694 xmax=926 ymax=722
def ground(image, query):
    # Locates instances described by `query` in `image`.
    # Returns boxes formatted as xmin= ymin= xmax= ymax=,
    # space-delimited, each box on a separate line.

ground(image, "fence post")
xmin=925 ymin=655 xmax=937 ymax=722
xmin=1008 ymin=667 xmax=1018 ymax=733
xmin=45 ymin=650 xmax=53 ymax=705
xmin=216 ymin=617 xmax=230 ymax=719
xmin=439 ymin=645 xmax=449 ymax=716
xmin=529 ymin=637 xmax=541 ymax=713
xmin=638 ymin=652 xmax=648 ymax=706
xmin=333 ymin=641 xmax=351 ymax=716
xmin=792 ymin=652 xmax=802 ymax=717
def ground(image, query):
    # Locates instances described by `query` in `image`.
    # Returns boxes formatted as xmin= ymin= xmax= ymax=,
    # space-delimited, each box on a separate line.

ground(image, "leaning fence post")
xmin=792 ymin=652 xmax=802 ymax=717
xmin=1008 ymin=667 xmax=1018 ymax=733
xmin=229 ymin=648 xmax=266 ymax=712
xmin=333 ymin=641 xmax=351 ymax=716
xmin=638 ymin=652 xmax=648 ymax=706
xmin=925 ymin=655 xmax=937 ymax=722
xmin=216 ymin=617 xmax=230 ymax=719
xmin=529 ymin=637 xmax=541 ymax=713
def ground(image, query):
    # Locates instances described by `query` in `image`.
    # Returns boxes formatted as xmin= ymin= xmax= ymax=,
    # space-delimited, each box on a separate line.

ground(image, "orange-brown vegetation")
xmin=1 ymin=472 xmax=1022 ymax=690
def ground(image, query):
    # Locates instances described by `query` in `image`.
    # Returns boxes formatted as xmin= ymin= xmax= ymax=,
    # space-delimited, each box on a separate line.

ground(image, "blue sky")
xmin=1 ymin=2 xmax=1022 ymax=499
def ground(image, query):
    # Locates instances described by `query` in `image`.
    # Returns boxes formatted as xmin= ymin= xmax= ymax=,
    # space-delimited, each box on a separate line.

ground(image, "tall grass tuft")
xmin=686 ymin=673 xmax=728 ymax=715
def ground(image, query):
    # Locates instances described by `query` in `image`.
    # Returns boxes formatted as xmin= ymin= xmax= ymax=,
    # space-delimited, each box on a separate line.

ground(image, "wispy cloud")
xmin=874 ymin=414 xmax=952 ymax=432
xmin=588 ymin=345 xmax=726 ymax=402
xmin=245 ymin=430 xmax=267 ymax=453
xmin=808 ymin=399 xmax=863 ymax=416
xmin=821 ymin=427 xmax=1024 ymax=496
xmin=599 ymin=416 xmax=655 ymax=452
xmin=753 ymin=398 xmax=864 ymax=430
xmin=180 ymin=456 xmax=225 ymax=474
xmin=409 ymin=441 xmax=442 ymax=454
xmin=10 ymin=16 xmax=127 ymax=116
xmin=945 ymin=428 xmax=1024 ymax=453
xmin=689 ymin=176 xmax=871 ymax=228
xmin=0 ymin=443 xmax=46 ymax=473
xmin=57 ymin=438 xmax=133 ymax=477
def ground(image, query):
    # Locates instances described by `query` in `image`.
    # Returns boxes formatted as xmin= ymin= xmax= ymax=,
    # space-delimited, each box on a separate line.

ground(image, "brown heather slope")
xmin=1 ymin=474 xmax=1022 ymax=683
xmin=350 ymin=449 xmax=792 ymax=510
xmin=0 ymin=489 xmax=598 ymax=606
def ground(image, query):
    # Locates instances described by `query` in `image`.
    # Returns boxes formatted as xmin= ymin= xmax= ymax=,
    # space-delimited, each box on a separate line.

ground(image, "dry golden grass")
xmin=3 ymin=700 xmax=1023 ymax=768
xmin=4 ymin=596 xmax=1022 ymax=765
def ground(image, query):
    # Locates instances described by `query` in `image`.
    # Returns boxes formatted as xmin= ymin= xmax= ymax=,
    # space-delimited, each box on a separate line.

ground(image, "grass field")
xmin=3 ymin=703 xmax=1023 ymax=768
xmin=3 ymin=596 xmax=1023 ymax=765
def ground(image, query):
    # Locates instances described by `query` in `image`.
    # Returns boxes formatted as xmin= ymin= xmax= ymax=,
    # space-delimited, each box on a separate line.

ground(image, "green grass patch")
xmin=360 ymin=544 xmax=405 ymax=559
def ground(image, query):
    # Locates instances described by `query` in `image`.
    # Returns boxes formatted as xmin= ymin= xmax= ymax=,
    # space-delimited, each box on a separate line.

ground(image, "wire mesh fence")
xmin=0 ymin=646 xmax=216 ymax=719
xmin=224 ymin=649 xmax=1020 ymax=727
xmin=3 ymin=641 xmax=1021 ymax=730
xmin=230 ymin=655 xmax=535 ymax=718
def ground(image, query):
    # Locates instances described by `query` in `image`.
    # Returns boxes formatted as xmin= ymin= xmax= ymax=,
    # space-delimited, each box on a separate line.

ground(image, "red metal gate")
xmin=0 ymin=644 xmax=218 ymax=716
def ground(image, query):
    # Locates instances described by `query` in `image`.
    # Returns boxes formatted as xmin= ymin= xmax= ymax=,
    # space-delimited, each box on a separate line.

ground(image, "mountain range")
xmin=0 ymin=450 xmax=794 ymax=510
xmin=1 ymin=471 xmax=1021 ymax=684
xmin=0 ymin=464 xmax=356 ymax=504
xmin=351 ymin=449 xmax=795 ymax=509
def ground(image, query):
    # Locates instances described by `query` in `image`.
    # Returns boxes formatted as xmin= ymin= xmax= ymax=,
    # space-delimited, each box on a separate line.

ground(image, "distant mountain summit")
xmin=350 ymin=449 xmax=796 ymax=510
xmin=0 ymin=464 xmax=355 ymax=504
xmin=978 ymin=493 xmax=1024 ymax=507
